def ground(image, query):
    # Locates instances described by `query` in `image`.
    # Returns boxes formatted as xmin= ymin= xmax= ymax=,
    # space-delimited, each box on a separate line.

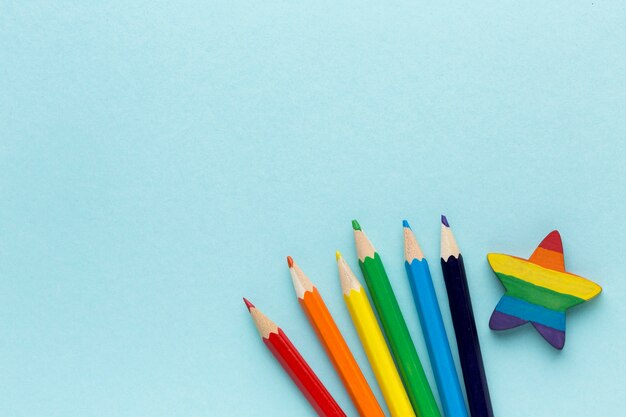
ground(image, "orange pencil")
xmin=287 ymin=256 xmax=385 ymax=417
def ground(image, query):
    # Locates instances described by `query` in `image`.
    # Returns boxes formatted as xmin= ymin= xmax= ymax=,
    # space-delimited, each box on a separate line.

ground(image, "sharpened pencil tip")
xmin=335 ymin=251 xmax=342 ymax=261
xmin=351 ymin=219 xmax=361 ymax=231
xmin=402 ymin=219 xmax=411 ymax=229
xmin=286 ymin=256 xmax=294 ymax=268
xmin=243 ymin=297 xmax=255 ymax=311
xmin=441 ymin=215 xmax=449 ymax=227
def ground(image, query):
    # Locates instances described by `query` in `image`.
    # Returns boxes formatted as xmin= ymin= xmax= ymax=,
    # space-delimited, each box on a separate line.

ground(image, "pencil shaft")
xmin=301 ymin=288 xmax=385 ymax=417
xmin=406 ymin=258 xmax=469 ymax=417
xmin=344 ymin=287 xmax=416 ymax=417
xmin=441 ymin=255 xmax=494 ymax=417
xmin=264 ymin=329 xmax=346 ymax=417
xmin=359 ymin=253 xmax=441 ymax=417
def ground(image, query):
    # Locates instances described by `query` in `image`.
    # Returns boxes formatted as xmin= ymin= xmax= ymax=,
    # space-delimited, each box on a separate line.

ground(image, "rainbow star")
xmin=488 ymin=231 xmax=602 ymax=349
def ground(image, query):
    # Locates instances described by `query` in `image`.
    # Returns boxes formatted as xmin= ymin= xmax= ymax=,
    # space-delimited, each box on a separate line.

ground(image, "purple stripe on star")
xmin=489 ymin=310 xmax=527 ymax=330
xmin=532 ymin=322 xmax=566 ymax=350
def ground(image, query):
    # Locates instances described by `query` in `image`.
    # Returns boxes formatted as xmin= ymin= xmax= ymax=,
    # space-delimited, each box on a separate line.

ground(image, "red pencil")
xmin=244 ymin=298 xmax=346 ymax=417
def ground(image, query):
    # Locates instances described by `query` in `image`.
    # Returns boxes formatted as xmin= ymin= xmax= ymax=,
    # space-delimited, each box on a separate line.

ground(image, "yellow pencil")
xmin=336 ymin=252 xmax=417 ymax=417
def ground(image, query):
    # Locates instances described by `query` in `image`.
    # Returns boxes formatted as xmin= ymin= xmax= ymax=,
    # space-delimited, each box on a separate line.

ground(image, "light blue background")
xmin=1 ymin=2 xmax=624 ymax=416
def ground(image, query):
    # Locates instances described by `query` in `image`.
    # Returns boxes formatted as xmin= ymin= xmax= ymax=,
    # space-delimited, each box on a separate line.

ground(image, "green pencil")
xmin=352 ymin=220 xmax=441 ymax=417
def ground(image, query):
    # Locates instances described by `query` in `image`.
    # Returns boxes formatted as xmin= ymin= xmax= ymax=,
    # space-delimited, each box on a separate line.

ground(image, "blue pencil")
xmin=403 ymin=220 xmax=469 ymax=417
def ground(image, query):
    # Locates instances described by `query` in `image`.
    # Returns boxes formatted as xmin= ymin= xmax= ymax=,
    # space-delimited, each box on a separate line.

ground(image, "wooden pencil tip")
xmin=286 ymin=256 xmax=294 ymax=268
xmin=243 ymin=297 xmax=255 ymax=311
xmin=402 ymin=219 xmax=411 ymax=229
xmin=336 ymin=254 xmax=361 ymax=295
xmin=335 ymin=251 xmax=342 ymax=261
xmin=441 ymin=214 xmax=450 ymax=227
xmin=440 ymin=216 xmax=461 ymax=259
xmin=404 ymin=223 xmax=425 ymax=261
xmin=351 ymin=219 xmax=361 ymax=231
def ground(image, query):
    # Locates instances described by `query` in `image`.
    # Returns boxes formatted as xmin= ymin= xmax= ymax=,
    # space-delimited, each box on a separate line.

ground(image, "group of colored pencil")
xmin=244 ymin=217 xmax=494 ymax=417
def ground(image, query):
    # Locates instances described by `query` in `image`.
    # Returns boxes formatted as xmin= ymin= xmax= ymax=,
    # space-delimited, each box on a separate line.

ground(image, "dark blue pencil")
xmin=440 ymin=216 xmax=494 ymax=417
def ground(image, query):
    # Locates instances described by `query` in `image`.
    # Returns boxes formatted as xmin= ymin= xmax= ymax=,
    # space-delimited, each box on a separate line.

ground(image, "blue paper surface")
xmin=1 ymin=2 xmax=625 ymax=416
